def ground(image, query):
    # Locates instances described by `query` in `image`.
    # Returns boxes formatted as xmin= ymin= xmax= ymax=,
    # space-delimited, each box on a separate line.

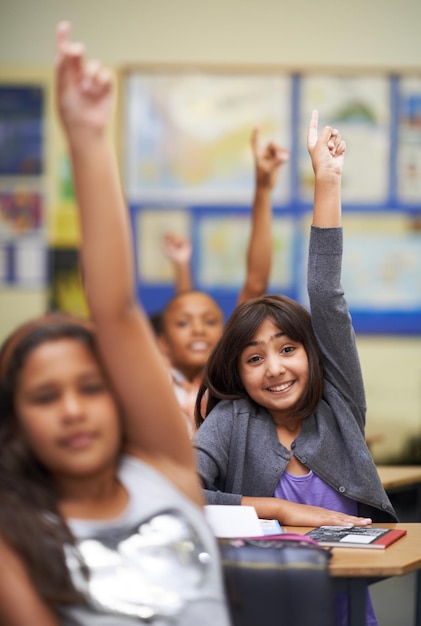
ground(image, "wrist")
xmin=314 ymin=170 xmax=342 ymax=185
xmin=255 ymin=183 xmax=272 ymax=196
xmin=66 ymin=126 xmax=109 ymax=155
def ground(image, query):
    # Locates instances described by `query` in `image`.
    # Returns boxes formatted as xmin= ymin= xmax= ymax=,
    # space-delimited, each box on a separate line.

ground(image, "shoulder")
xmin=195 ymin=397 xmax=261 ymax=442
xmin=0 ymin=537 xmax=59 ymax=625
xmin=205 ymin=397 xmax=257 ymax=424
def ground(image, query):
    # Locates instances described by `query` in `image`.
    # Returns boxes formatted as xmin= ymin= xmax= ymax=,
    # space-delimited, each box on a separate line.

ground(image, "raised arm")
xmin=55 ymin=22 xmax=201 ymax=504
xmin=307 ymin=109 xmax=344 ymax=228
xmin=162 ymin=232 xmax=193 ymax=293
xmin=306 ymin=111 xmax=366 ymax=412
xmin=237 ymin=127 xmax=289 ymax=305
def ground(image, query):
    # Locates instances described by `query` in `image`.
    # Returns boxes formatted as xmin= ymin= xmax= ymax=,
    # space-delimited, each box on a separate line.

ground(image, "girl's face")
xmin=14 ymin=338 xmax=121 ymax=485
xmin=159 ymin=292 xmax=224 ymax=379
xmin=238 ymin=318 xmax=309 ymax=423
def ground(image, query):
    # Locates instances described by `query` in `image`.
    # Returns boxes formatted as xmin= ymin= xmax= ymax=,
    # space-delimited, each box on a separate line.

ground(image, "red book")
xmin=306 ymin=526 xmax=407 ymax=549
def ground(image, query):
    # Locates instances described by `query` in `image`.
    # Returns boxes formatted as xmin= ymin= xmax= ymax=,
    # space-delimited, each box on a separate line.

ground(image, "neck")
xmin=271 ymin=412 xmax=303 ymax=434
xmin=177 ymin=365 xmax=203 ymax=384
xmin=55 ymin=462 xmax=128 ymax=520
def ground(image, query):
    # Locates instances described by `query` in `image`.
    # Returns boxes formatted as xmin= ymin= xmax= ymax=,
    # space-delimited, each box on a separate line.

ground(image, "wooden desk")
xmin=377 ymin=465 xmax=421 ymax=492
xmin=284 ymin=523 xmax=421 ymax=626
xmin=377 ymin=464 xmax=421 ymax=521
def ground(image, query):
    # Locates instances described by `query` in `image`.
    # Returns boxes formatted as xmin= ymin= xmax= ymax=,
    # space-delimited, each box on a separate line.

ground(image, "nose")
xmin=266 ymin=353 xmax=286 ymax=377
xmin=191 ymin=319 xmax=206 ymax=335
xmin=61 ymin=391 xmax=85 ymax=422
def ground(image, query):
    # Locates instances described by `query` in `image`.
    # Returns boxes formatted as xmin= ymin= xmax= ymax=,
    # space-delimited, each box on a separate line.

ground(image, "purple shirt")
xmin=274 ymin=469 xmax=358 ymax=515
xmin=274 ymin=470 xmax=378 ymax=626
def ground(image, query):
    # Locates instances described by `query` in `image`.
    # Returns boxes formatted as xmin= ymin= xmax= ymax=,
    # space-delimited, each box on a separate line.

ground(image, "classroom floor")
xmin=370 ymin=489 xmax=419 ymax=626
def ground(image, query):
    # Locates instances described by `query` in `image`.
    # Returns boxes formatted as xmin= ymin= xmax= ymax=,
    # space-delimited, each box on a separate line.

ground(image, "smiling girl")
xmin=193 ymin=111 xmax=397 ymax=626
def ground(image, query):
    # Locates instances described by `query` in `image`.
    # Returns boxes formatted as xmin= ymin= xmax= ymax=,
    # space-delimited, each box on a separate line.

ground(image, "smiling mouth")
xmin=267 ymin=381 xmax=294 ymax=393
xmin=60 ymin=433 xmax=96 ymax=449
xmin=188 ymin=341 xmax=210 ymax=352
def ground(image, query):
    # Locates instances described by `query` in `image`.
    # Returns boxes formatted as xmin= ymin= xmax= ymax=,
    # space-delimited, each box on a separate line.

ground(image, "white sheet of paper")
xmin=204 ymin=505 xmax=263 ymax=538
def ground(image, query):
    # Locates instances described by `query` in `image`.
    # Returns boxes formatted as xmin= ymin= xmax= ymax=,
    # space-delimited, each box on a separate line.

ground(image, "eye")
xmin=175 ymin=320 xmax=189 ymax=328
xmin=32 ymin=391 xmax=58 ymax=405
xmin=246 ymin=355 xmax=262 ymax=364
xmin=205 ymin=318 xmax=219 ymax=326
xmin=282 ymin=346 xmax=295 ymax=355
xmin=82 ymin=382 xmax=106 ymax=395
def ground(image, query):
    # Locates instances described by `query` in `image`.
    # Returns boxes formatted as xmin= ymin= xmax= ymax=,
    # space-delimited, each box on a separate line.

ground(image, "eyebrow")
xmin=244 ymin=331 xmax=285 ymax=349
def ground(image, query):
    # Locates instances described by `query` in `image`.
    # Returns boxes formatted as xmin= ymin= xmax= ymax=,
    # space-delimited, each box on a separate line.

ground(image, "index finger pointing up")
xmin=307 ymin=109 xmax=319 ymax=152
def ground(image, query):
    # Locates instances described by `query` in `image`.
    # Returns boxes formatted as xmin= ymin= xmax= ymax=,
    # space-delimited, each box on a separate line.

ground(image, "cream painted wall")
xmin=0 ymin=0 xmax=421 ymax=68
xmin=1 ymin=0 xmax=421 ymax=462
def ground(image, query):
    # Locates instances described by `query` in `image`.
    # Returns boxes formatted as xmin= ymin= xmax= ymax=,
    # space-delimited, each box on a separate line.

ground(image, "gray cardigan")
xmin=194 ymin=226 xmax=397 ymax=522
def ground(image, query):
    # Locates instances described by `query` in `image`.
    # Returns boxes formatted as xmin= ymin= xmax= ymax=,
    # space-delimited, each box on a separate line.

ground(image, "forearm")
xmin=242 ymin=497 xmax=372 ymax=527
xmin=173 ymin=262 xmax=193 ymax=293
xmin=237 ymin=185 xmax=272 ymax=304
xmin=68 ymin=131 xmax=135 ymax=321
xmin=312 ymin=173 xmax=342 ymax=228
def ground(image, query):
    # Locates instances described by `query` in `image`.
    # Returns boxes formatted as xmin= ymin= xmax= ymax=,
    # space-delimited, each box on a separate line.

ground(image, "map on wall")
xmin=298 ymin=75 xmax=391 ymax=204
xmin=197 ymin=214 xmax=294 ymax=290
xmin=124 ymin=69 xmax=421 ymax=332
xmin=298 ymin=213 xmax=421 ymax=310
xmin=124 ymin=72 xmax=291 ymax=204
xmin=342 ymin=213 xmax=421 ymax=309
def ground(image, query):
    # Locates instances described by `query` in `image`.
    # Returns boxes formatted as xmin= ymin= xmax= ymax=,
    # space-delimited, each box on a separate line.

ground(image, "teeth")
xmin=268 ymin=382 xmax=292 ymax=392
xmin=190 ymin=342 xmax=208 ymax=350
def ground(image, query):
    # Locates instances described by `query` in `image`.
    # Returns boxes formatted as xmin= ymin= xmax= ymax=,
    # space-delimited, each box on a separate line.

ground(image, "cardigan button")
xmin=338 ymin=485 xmax=346 ymax=493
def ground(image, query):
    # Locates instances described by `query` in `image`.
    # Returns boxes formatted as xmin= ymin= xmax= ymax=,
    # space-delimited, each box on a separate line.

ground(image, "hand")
xmin=55 ymin=21 xmax=114 ymax=137
xmin=251 ymin=126 xmax=289 ymax=190
xmin=162 ymin=233 xmax=192 ymax=266
xmin=307 ymin=109 xmax=346 ymax=178
xmin=280 ymin=500 xmax=372 ymax=527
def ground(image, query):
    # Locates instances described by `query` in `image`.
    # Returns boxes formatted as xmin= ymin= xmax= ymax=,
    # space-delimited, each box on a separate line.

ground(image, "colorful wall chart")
xmin=122 ymin=69 xmax=421 ymax=333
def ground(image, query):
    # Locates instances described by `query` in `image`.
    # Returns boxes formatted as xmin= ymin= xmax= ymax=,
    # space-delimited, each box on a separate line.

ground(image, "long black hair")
xmin=195 ymin=294 xmax=324 ymax=428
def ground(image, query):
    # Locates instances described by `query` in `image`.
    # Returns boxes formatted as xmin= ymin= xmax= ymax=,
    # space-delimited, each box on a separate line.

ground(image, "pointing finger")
xmin=307 ymin=109 xmax=319 ymax=151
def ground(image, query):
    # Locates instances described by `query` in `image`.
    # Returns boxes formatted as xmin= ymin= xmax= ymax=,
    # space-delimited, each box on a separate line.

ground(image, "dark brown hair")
xmin=0 ymin=313 xmax=95 ymax=606
xmin=195 ymin=294 xmax=324 ymax=428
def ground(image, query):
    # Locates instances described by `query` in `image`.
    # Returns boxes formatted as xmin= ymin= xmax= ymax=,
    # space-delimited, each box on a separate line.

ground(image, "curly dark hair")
xmin=195 ymin=294 xmax=324 ymax=428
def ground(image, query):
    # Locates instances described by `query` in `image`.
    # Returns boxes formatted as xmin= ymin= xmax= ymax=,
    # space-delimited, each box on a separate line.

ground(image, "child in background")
xmin=194 ymin=110 xmax=397 ymax=626
xmin=0 ymin=22 xmax=231 ymax=626
xmin=157 ymin=131 xmax=289 ymax=432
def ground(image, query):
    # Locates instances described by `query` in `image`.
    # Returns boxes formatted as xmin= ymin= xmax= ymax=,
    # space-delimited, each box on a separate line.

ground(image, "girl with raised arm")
xmin=194 ymin=110 xmax=397 ymax=626
xmin=0 ymin=22 xmax=231 ymax=626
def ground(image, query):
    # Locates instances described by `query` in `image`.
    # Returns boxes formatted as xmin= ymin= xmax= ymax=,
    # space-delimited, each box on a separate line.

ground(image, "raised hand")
xmin=307 ymin=109 xmax=346 ymax=178
xmin=251 ymin=126 xmax=290 ymax=190
xmin=162 ymin=232 xmax=193 ymax=266
xmin=55 ymin=21 xmax=113 ymax=137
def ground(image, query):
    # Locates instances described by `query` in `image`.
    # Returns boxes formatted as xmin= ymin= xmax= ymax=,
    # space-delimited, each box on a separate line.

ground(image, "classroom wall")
xmin=1 ymin=0 xmax=421 ymax=462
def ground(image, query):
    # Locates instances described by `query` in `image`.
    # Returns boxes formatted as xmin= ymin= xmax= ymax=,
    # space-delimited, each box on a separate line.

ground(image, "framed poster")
xmin=123 ymin=67 xmax=421 ymax=334
xmin=0 ymin=85 xmax=44 ymax=175
xmin=123 ymin=69 xmax=292 ymax=205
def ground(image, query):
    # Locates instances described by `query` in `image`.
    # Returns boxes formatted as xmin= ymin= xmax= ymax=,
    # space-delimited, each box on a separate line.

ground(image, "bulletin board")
xmin=0 ymin=85 xmax=46 ymax=287
xmin=121 ymin=67 xmax=421 ymax=334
